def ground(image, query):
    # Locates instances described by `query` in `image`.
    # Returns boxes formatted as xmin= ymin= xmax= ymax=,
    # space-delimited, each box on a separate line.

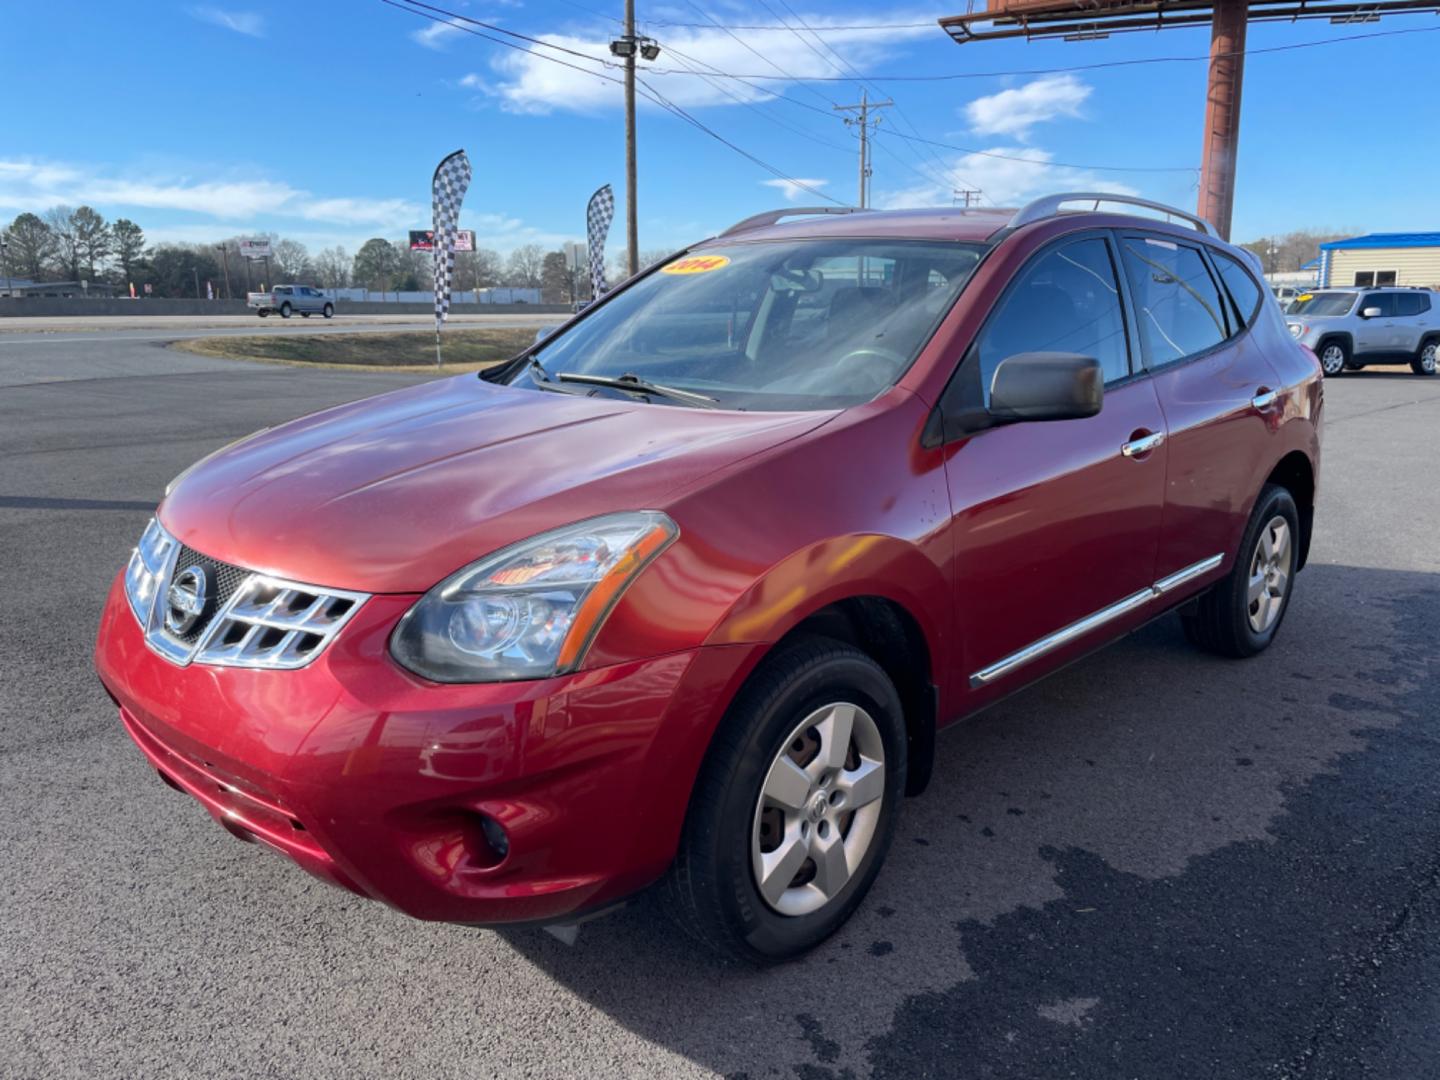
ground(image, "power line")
xmin=645 ymin=22 xmax=1440 ymax=81
xmin=880 ymin=126 xmax=1197 ymax=172
xmin=380 ymin=0 xmax=851 ymax=208
xmin=647 ymin=18 xmax=945 ymax=30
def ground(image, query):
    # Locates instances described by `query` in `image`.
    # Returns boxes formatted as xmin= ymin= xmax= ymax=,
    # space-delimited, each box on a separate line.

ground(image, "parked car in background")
xmin=1286 ymin=286 xmax=1439 ymax=376
xmin=247 ymin=284 xmax=334 ymax=319
xmin=96 ymin=194 xmax=1321 ymax=964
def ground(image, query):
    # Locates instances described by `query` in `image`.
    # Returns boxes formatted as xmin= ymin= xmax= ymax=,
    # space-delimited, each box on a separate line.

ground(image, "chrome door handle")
xmin=1252 ymin=389 xmax=1279 ymax=410
xmin=1121 ymin=432 xmax=1165 ymax=458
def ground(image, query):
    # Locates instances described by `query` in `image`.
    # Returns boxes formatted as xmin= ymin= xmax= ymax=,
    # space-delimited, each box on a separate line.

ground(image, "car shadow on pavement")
xmin=497 ymin=563 xmax=1438 ymax=1079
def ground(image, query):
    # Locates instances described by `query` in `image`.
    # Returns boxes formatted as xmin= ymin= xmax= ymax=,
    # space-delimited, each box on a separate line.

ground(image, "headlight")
xmin=1288 ymin=323 xmax=1305 ymax=338
xmin=124 ymin=517 xmax=176 ymax=628
xmin=389 ymin=512 xmax=678 ymax=683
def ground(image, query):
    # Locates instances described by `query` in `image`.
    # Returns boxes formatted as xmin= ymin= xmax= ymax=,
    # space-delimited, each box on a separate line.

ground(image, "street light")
xmin=609 ymin=5 xmax=661 ymax=278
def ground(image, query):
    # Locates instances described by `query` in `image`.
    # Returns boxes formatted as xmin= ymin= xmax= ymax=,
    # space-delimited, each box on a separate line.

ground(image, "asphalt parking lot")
xmin=2 ymin=322 xmax=1438 ymax=1079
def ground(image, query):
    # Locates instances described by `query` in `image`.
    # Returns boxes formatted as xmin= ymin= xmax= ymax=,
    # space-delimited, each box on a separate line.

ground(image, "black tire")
xmin=301 ymin=311 xmax=310 ymax=318
xmin=280 ymin=302 xmax=292 ymax=319
xmin=1412 ymin=336 xmax=1438 ymax=377
xmin=257 ymin=310 xmax=268 ymax=318
xmin=1316 ymin=338 xmax=1348 ymax=377
xmin=1182 ymin=483 xmax=1300 ymax=659
xmin=323 ymin=304 xmax=334 ymax=319
xmin=664 ymin=637 xmax=906 ymax=964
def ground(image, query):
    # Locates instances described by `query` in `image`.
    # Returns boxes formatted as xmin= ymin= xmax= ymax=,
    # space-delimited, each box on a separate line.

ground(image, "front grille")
xmin=138 ymin=526 xmax=369 ymax=671
xmin=168 ymin=544 xmax=252 ymax=644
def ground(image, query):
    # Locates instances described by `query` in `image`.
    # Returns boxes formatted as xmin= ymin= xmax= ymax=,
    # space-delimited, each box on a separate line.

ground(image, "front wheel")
xmin=1412 ymin=338 xmax=1438 ymax=376
xmin=1182 ymin=484 xmax=1300 ymax=658
xmin=279 ymin=302 xmax=292 ymax=319
xmin=257 ymin=310 xmax=268 ymax=318
xmin=664 ymin=638 xmax=906 ymax=964
xmin=1317 ymin=340 xmax=1348 ymax=376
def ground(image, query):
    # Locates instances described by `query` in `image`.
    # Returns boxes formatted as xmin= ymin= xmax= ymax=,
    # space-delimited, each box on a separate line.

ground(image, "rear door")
xmin=1392 ymin=291 xmax=1431 ymax=352
xmin=942 ymin=231 xmax=1168 ymax=695
xmin=1118 ymin=234 xmax=1283 ymax=586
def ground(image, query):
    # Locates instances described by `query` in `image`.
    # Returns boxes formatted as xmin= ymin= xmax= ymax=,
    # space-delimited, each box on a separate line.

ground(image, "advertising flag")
xmin=586 ymin=184 xmax=614 ymax=300
xmin=431 ymin=148 xmax=473 ymax=361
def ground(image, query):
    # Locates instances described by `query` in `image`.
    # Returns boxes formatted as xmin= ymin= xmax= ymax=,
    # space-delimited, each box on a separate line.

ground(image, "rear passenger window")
xmin=1119 ymin=237 xmax=1229 ymax=367
xmin=1213 ymin=251 xmax=1264 ymax=327
xmin=974 ymin=237 xmax=1131 ymax=390
xmin=1394 ymin=292 xmax=1430 ymax=316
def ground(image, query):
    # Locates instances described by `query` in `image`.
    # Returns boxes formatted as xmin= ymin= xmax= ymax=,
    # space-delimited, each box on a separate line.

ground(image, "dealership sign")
xmin=410 ymin=229 xmax=475 ymax=252
xmin=239 ymin=239 xmax=272 ymax=259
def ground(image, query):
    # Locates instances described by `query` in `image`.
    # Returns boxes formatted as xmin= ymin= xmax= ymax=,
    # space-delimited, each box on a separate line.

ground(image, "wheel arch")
xmin=1265 ymin=450 xmax=1316 ymax=570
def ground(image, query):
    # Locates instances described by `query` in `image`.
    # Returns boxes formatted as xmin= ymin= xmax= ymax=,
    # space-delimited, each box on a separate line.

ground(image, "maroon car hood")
xmin=160 ymin=376 xmax=828 ymax=593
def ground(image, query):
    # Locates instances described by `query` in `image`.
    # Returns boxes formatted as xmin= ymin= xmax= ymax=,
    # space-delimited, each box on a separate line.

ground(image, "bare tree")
xmin=272 ymin=239 xmax=312 ymax=282
xmin=314 ymin=246 xmax=351 ymax=289
xmin=504 ymin=243 xmax=546 ymax=289
xmin=43 ymin=206 xmax=81 ymax=280
xmin=1239 ymin=229 xmax=1350 ymax=275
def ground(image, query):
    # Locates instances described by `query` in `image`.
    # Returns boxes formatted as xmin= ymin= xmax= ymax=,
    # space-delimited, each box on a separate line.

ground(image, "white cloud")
xmin=875 ymin=146 xmax=1136 ymax=210
xmin=411 ymin=18 xmax=467 ymax=49
xmin=470 ymin=13 xmax=937 ymax=114
xmin=0 ymin=158 xmax=422 ymax=227
xmin=187 ymin=6 xmax=265 ymax=37
xmin=761 ymin=178 xmax=830 ymax=203
xmin=964 ymin=75 xmax=1091 ymax=141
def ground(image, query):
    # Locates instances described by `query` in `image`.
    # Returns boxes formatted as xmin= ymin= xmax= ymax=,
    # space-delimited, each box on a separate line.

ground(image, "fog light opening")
xmin=479 ymin=814 xmax=510 ymax=862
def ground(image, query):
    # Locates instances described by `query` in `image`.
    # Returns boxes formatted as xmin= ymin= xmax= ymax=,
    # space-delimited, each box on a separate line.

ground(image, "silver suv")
xmin=1286 ymin=287 xmax=1439 ymax=376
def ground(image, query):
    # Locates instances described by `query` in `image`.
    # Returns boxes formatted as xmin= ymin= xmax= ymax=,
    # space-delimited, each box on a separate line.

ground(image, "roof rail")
xmin=720 ymin=206 xmax=867 ymax=237
xmin=1008 ymin=193 xmax=1219 ymax=238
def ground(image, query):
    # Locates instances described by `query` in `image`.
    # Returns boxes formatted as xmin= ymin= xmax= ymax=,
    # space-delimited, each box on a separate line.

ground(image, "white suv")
xmin=1286 ymin=287 xmax=1439 ymax=376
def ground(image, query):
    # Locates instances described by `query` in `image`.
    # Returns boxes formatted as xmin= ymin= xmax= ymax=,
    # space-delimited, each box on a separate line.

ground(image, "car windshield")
xmin=502 ymin=239 xmax=987 ymax=411
xmin=1288 ymin=291 xmax=1356 ymax=317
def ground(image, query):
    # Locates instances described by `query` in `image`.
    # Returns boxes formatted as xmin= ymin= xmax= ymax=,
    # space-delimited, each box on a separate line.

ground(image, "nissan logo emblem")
xmin=164 ymin=565 xmax=212 ymax=636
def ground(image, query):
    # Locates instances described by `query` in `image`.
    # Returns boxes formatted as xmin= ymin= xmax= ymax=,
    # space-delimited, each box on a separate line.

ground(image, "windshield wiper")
xmin=554 ymin=372 xmax=720 ymax=409
xmin=526 ymin=356 xmax=591 ymax=396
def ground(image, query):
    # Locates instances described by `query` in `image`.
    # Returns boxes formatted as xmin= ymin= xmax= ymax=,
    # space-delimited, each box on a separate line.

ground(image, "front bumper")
xmin=95 ymin=573 xmax=761 ymax=924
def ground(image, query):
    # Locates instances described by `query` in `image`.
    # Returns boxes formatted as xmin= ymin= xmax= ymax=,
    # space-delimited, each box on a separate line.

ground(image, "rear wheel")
xmin=323 ymin=304 xmax=334 ymax=319
xmin=1412 ymin=337 xmax=1438 ymax=376
xmin=1182 ymin=484 xmax=1300 ymax=658
xmin=257 ymin=310 xmax=268 ymax=318
xmin=1317 ymin=339 xmax=1348 ymax=376
xmin=301 ymin=311 xmax=310 ymax=318
xmin=664 ymin=638 xmax=906 ymax=964
xmin=280 ymin=302 xmax=292 ymax=319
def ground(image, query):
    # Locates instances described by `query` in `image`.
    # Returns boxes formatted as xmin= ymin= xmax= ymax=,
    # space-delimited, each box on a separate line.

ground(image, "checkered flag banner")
xmin=586 ymin=184 xmax=614 ymax=300
xmin=431 ymin=149 xmax=472 ymax=341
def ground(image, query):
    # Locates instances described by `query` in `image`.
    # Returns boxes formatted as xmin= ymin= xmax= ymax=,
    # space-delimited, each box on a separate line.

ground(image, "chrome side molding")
xmin=969 ymin=553 xmax=1224 ymax=688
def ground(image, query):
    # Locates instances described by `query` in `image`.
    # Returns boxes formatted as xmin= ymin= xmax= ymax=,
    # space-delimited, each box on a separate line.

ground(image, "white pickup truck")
xmin=247 ymin=285 xmax=334 ymax=319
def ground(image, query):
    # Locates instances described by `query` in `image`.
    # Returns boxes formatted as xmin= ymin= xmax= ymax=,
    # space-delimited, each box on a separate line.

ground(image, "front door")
xmin=1353 ymin=290 xmax=1396 ymax=355
xmin=943 ymin=233 xmax=1167 ymax=697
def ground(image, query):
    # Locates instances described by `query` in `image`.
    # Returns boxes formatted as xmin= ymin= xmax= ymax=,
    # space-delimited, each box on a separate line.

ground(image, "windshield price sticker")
xmin=662 ymin=255 xmax=731 ymax=275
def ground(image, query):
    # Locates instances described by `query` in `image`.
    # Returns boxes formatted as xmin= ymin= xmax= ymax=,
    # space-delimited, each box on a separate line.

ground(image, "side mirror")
xmin=988 ymin=351 xmax=1103 ymax=423
xmin=1360 ymin=306 xmax=1382 ymax=319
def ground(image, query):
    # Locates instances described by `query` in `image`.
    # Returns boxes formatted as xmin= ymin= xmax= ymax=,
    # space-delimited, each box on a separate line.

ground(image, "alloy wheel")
xmin=751 ymin=702 xmax=886 ymax=917
xmin=1247 ymin=515 xmax=1292 ymax=633
xmin=1320 ymin=345 xmax=1345 ymax=376
xmin=1422 ymin=343 xmax=1437 ymax=374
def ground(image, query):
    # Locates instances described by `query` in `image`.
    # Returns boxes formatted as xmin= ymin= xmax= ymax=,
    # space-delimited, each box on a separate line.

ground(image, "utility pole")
xmin=953 ymin=188 xmax=982 ymax=208
xmin=834 ymin=90 xmax=893 ymax=208
xmin=216 ymin=244 xmax=232 ymax=300
xmin=0 ymin=236 xmax=11 ymax=297
xmin=610 ymin=5 xmax=660 ymax=278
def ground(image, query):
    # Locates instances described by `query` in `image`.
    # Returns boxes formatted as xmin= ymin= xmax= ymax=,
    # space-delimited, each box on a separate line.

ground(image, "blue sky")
xmin=3 ymin=2 xmax=1435 ymax=256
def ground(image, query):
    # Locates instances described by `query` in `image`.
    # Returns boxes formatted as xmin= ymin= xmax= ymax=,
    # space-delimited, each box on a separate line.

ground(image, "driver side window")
xmin=975 ymin=237 xmax=1132 ymax=399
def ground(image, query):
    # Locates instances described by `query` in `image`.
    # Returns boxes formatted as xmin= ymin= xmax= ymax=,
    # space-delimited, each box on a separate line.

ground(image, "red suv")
xmin=95 ymin=194 xmax=1322 ymax=963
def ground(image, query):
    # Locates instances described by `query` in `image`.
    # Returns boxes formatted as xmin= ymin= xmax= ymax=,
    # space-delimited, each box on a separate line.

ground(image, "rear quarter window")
xmin=1119 ymin=236 xmax=1229 ymax=367
xmin=1213 ymin=251 xmax=1264 ymax=327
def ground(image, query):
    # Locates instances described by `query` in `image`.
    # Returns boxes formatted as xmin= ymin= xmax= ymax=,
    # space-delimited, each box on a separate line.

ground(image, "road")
xmin=2 ymin=323 xmax=1438 ymax=1080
